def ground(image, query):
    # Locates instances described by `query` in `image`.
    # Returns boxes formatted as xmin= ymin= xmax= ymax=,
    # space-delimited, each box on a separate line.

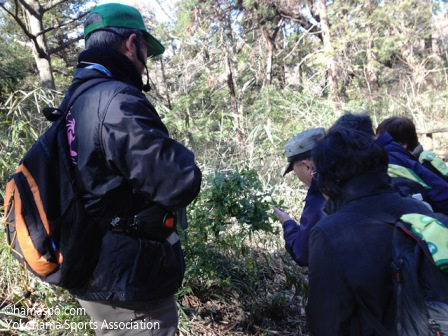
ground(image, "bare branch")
xmin=41 ymin=0 xmax=66 ymax=13
xmin=0 ymin=1 xmax=35 ymax=40
xmin=48 ymin=34 xmax=83 ymax=55
xmin=14 ymin=0 xmax=19 ymax=17
xmin=37 ymin=10 xmax=89 ymax=37
xmin=16 ymin=0 xmax=40 ymax=18
xmin=278 ymin=12 xmax=323 ymax=42
xmin=154 ymin=0 xmax=174 ymax=22
xmin=271 ymin=17 xmax=284 ymax=42
xmin=282 ymin=24 xmax=318 ymax=61
xmin=53 ymin=68 xmax=72 ymax=76
xmin=0 ymin=5 xmax=47 ymax=57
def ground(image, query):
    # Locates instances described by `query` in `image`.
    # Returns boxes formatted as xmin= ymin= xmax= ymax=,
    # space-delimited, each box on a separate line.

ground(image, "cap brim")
xmin=143 ymin=31 xmax=165 ymax=58
xmin=283 ymin=162 xmax=294 ymax=176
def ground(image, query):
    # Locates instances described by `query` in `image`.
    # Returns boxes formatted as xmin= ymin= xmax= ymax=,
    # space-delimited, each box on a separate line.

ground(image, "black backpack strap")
xmin=43 ymin=78 xmax=111 ymax=121
xmin=62 ymin=78 xmax=111 ymax=114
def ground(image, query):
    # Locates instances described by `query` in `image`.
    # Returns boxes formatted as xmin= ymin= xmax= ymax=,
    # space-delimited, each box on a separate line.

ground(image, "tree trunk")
xmin=261 ymin=28 xmax=274 ymax=87
xmin=317 ymin=0 xmax=340 ymax=114
xmin=424 ymin=34 xmax=433 ymax=54
xmin=160 ymin=59 xmax=172 ymax=110
xmin=221 ymin=30 xmax=239 ymax=121
xmin=23 ymin=0 xmax=55 ymax=89
xmin=212 ymin=1 xmax=244 ymax=153
xmin=257 ymin=6 xmax=282 ymax=88
xmin=365 ymin=0 xmax=378 ymax=98
xmin=32 ymin=49 xmax=55 ymax=89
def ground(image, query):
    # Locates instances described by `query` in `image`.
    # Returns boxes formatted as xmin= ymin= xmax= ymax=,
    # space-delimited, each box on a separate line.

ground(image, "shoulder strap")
xmin=43 ymin=78 xmax=111 ymax=121
xmin=62 ymin=78 xmax=111 ymax=114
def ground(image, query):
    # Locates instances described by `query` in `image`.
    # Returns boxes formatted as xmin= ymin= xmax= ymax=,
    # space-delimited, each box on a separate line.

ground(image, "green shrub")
xmin=181 ymin=168 xmax=283 ymax=291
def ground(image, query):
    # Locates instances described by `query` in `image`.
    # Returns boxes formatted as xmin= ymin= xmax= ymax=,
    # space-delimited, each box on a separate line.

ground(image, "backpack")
xmin=3 ymin=78 xmax=110 ymax=290
xmin=355 ymin=210 xmax=448 ymax=336
xmin=388 ymin=164 xmax=433 ymax=211
xmin=392 ymin=213 xmax=448 ymax=335
xmin=419 ymin=150 xmax=448 ymax=183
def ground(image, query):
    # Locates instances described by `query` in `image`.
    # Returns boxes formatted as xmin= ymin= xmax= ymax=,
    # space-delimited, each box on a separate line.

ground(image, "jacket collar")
xmin=376 ymin=132 xmax=394 ymax=147
xmin=377 ymin=132 xmax=417 ymax=161
xmin=75 ymin=47 xmax=143 ymax=91
xmin=326 ymin=171 xmax=394 ymax=214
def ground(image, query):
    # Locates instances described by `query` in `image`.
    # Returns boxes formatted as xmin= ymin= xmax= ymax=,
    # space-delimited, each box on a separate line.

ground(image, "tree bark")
xmin=256 ymin=3 xmax=282 ymax=88
xmin=261 ymin=28 xmax=274 ymax=87
xmin=1 ymin=0 xmax=88 ymax=89
xmin=160 ymin=59 xmax=172 ymax=110
xmin=365 ymin=0 xmax=378 ymax=97
xmin=317 ymin=0 xmax=340 ymax=114
xmin=213 ymin=1 xmax=238 ymax=113
xmin=23 ymin=0 xmax=55 ymax=89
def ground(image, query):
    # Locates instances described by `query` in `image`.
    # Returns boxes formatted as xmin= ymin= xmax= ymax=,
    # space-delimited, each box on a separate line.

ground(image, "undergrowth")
xmin=0 ymin=169 xmax=308 ymax=335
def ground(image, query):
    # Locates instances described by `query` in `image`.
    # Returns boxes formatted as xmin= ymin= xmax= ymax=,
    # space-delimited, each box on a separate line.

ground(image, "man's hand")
xmin=274 ymin=207 xmax=294 ymax=224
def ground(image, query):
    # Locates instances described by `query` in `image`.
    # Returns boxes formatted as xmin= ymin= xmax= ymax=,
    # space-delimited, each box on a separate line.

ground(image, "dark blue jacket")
xmin=282 ymin=179 xmax=326 ymax=266
xmin=306 ymin=172 xmax=433 ymax=336
xmin=377 ymin=132 xmax=448 ymax=214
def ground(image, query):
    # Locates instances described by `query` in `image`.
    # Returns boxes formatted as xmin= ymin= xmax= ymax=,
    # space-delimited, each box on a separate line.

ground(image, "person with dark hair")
xmin=377 ymin=116 xmax=420 ymax=154
xmin=332 ymin=111 xmax=375 ymax=136
xmin=377 ymin=116 xmax=448 ymax=182
xmin=274 ymin=128 xmax=327 ymax=266
xmin=61 ymin=3 xmax=202 ymax=335
xmin=306 ymin=127 xmax=433 ymax=336
xmin=376 ymin=117 xmax=448 ymax=214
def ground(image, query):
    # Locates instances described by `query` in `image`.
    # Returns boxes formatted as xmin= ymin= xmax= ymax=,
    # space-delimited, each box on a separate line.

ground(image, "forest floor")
xmin=180 ymin=267 xmax=308 ymax=336
xmin=177 ymin=234 xmax=309 ymax=336
xmin=0 ymin=231 xmax=308 ymax=336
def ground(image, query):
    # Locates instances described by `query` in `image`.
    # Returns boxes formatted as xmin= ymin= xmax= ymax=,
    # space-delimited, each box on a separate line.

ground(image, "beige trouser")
xmin=77 ymin=295 xmax=178 ymax=336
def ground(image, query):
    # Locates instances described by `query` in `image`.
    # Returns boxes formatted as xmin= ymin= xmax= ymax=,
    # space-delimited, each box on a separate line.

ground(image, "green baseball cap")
xmin=84 ymin=3 xmax=165 ymax=58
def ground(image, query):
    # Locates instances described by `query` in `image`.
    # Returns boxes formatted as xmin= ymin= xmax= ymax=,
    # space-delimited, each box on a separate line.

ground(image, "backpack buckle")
xmin=110 ymin=217 xmax=129 ymax=231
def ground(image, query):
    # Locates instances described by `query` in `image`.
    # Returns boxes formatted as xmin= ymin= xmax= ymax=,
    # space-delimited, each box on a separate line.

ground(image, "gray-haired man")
xmin=274 ymin=128 xmax=326 ymax=266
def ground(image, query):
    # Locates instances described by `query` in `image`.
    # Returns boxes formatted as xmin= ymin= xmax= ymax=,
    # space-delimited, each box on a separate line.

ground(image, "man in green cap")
xmin=63 ymin=3 xmax=202 ymax=335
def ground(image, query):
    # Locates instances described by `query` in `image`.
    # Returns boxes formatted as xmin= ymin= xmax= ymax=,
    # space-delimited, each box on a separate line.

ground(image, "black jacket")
xmin=65 ymin=48 xmax=202 ymax=301
xmin=306 ymin=172 xmax=432 ymax=336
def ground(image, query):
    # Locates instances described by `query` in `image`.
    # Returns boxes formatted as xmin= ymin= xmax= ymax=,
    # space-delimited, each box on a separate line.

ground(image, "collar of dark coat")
xmin=376 ymin=131 xmax=394 ymax=146
xmin=325 ymin=171 xmax=394 ymax=214
xmin=76 ymin=47 xmax=143 ymax=91
xmin=377 ymin=132 xmax=416 ymax=160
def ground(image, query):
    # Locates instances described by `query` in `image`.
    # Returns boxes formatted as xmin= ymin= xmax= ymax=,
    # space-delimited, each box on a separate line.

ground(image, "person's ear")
xmin=123 ymin=33 xmax=138 ymax=57
xmin=303 ymin=160 xmax=313 ymax=171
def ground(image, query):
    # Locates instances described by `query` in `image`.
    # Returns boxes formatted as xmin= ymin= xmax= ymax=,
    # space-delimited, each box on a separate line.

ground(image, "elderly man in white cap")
xmin=274 ymin=128 xmax=326 ymax=266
